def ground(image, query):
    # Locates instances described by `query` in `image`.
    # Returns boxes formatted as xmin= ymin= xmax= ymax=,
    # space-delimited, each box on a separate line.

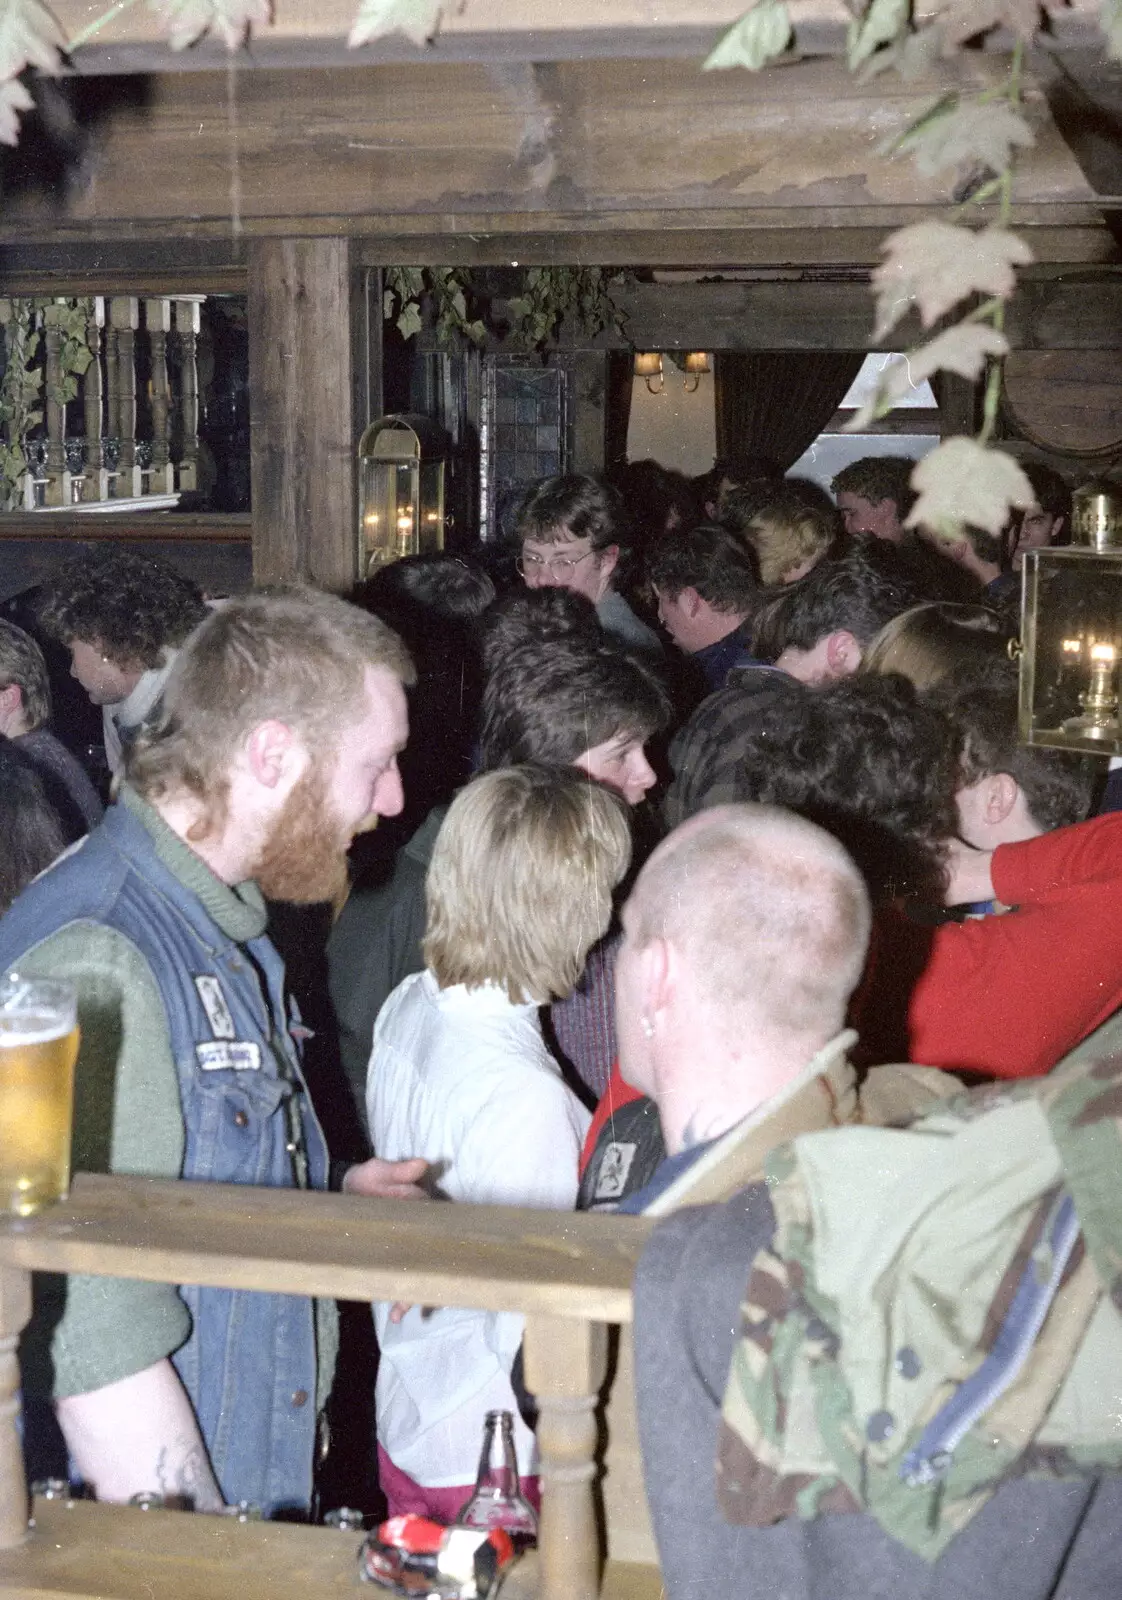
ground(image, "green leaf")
xmin=703 ymin=0 xmax=791 ymax=70
xmin=848 ymin=0 xmax=909 ymax=71
xmin=383 ymin=289 xmax=396 ymax=319
xmin=897 ymin=98 xmax=1034 ymax=177
xmin=0 ymin=0 xmax=64 ymax=82
xmin=151 ymin=0 xmax=271 ymax=52
xmin=348 ymin=0 xmax=444 ymax=48
xmin=396 ymin=302 xmax=423 ymax=340
xmin=906 ymin=437 xmax=1034 ymax=537
xmin=1102 ymin=0 xmax=1122 ymax=59
xmin=873 ymin=221 xmax=1033 ymax=339
xmin=0 ymin=76 xmax=33 ymax=147
xmin=843 ymin=326 xmax=1009 ymax=432
xmin=464 ymin=320 xmax=487 ymax=346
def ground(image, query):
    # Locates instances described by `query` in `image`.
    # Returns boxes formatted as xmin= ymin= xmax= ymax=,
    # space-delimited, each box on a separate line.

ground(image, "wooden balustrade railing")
xmin=7 ymin=295 xmax=207 ymax=512
xmin=0 ymin=1174 xmax=659 ymax=1600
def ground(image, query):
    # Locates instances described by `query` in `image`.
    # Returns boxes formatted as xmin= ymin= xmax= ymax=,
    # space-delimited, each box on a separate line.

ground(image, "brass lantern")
xmin=357 ymin=413 xmax=448 ymax=576
xmin=1019 ymin=479 xmax=1122 ymax=755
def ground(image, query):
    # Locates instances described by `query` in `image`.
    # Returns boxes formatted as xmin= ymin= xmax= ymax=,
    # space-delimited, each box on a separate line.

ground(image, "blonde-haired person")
xmin=722 ymin=483 xmax=837 ymax=586
xmin=859 ymin=601 xmax=1012 ymax=693
xmin=367 ymin=764 xmax=632 ymax=1520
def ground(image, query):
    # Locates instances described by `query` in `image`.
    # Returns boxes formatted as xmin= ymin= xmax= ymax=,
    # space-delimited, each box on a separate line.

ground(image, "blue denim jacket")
xmin=0 ymin=796 xmax=329 ymax=1515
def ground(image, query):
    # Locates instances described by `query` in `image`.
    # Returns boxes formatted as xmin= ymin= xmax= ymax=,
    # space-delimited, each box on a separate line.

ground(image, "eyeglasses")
xmin=516 ymin=549 xmax=596 ymax=577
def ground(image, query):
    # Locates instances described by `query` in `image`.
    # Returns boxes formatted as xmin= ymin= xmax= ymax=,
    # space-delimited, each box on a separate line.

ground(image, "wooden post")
xmin=248 ymin=238 xmax=365 ymax=589
xmin=109 ymin=297 xmax=140 ymax=498
xmin=523 ymin=1314 xmax=608 ymax=1600
xmin=0 ymin=1266 xmax=31 ymax=1550
xmin=174 ymin=297 xmax=202 ymax=495
xmin=145 ymin=298 xmax=175 ymax=496
xmin=84 ymin=298 xmax=105 ymax=502
xmin=42 ymin=306 xmax=65 ymax=508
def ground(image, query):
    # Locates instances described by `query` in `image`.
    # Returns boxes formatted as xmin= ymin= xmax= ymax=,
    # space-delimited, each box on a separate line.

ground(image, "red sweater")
xmin=580 ymin=1065 xmax=643 ymax=1175
xmin=855 ymin=810 xmax=1122 ymax=1079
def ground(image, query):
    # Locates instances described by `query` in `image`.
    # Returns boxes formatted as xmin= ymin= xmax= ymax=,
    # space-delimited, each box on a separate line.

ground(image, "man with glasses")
xmin=515 ymin=474 xmax=662 ymax=654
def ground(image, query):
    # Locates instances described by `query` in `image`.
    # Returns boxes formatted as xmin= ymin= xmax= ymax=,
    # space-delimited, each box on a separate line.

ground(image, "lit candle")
xmin=1091 ymin=642 xmax=1118 ymax=665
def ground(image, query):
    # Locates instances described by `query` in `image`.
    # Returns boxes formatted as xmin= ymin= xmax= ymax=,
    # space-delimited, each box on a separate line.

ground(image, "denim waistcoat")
xmin=0 ymin=799 xmax=329 ymax=1516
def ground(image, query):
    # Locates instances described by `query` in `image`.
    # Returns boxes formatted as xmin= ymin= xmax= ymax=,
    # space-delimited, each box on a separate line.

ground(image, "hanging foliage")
xmin=0 ymin=298 xmax=94 ymax=510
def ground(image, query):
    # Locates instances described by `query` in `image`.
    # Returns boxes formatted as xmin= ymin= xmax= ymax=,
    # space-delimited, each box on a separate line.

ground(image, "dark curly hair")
xmin=831 ymin=455 xmax=918 ymax=519
xmin=37 ymin=547 xmax=207 ymax=670
xmin=716 ymin=673 xmax=957 ymax=903
xmin=753 ymin=542 xmax=921 ymax=662
xmin=931 ymin=668 xmax=1094 ymax=832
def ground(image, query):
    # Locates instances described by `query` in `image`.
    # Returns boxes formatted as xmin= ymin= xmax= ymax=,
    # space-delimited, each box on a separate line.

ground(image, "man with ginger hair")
xmin=0 ymin=586 xmax=426 ymax=1517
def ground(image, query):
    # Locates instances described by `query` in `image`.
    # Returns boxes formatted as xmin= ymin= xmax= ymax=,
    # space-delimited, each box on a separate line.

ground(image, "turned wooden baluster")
xmin=109 ymin=297 xmax=140 ymax=498
xmin=83 ymin=298 xmax=105 ymax=501
xmin=174 ymin=297 xmax=202 ymax=495
xmin=523 ymin=1314 xmax=608 ymax=1600
xmin=0 ymin=1265 xmax=31 ymax=1549
xmin=42 ymin=305 xmax=66 ymax=508
xmin=145 ymin=298 xmax=174 ymax=495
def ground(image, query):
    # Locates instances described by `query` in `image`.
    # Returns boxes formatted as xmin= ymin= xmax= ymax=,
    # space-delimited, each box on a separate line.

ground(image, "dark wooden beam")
xmin=0 ymin=55 xmax=1098 ymax=248
xmin=248 ymin=237 xmax=364 ymax=589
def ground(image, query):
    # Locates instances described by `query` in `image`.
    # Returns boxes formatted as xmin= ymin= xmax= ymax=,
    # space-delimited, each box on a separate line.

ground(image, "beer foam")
xmin=0 ymin=1018 xmax=73 ymax=1045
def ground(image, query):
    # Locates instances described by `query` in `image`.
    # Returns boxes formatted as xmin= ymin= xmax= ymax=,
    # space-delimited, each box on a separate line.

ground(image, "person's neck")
xmin=147 ymin=789 xmax=257 ymax=887
xmin=692 ymin=610 xmax=748 ymax=654
xmin=0 ymin=707 xmax=30 ymax=738
xmin=656 ymin=1024 xmax=832 ymax=1156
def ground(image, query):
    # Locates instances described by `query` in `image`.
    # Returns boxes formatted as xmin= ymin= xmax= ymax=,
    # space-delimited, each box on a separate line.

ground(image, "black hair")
xmin=514 ymin=474 xmax=623 ymax=553
xmin=362 ymin=554 xmax=496 ymax=624
xmin=480 ymin=589 xmax=603 ymax=678
xmin=720 ymin=674 xmax=957 ymax=902
xmin=37 ymin=547 xmax=207 ymax=669
xmin=831 ymin=455 xmax=918 ymax=518
xmin=753 ymin=543 xmax=920 ymax=662
xmin=481 ymin=632 xmax=672 ymax=770
xmin=0 ymin=738 xmax=66 ymax=913
xmin=647 ymin=524 xmax=760 ymax=615
xmin=933 ymin=669 xmax=1095 ymax=832
xmin=1021 ymin=461 xmax=1072 ymax=525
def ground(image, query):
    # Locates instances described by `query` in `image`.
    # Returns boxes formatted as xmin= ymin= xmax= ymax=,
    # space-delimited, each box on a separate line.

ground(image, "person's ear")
xmin=825 ymin=630 xmax=862 ymax=677
xmin=640 ymin=936 xmax=675 ymax=1024
xmin=598 ymin=544 xmax=621 ymax=583
xmin=244 ymin=720 xmax=302 ymax=790
xmin=0 ymin=683 xmax=22 ymax=717
xmin=682 ymin=586 xmax=702 ymax=618
xmin=985 ymin=771 xmax=1020 ymax=824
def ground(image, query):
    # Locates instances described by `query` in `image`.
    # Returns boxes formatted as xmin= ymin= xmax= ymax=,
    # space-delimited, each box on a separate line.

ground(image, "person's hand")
xmin=342 ymin=1156 xmax=429 ymax=1199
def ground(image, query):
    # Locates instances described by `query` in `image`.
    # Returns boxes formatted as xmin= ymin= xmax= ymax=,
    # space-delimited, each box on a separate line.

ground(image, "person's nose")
xmin=629 ymin=750 xmax=657 ymax=798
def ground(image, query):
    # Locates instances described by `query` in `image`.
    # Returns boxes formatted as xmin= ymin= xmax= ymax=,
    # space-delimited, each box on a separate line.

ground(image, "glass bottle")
xmin=456 ymin=1410 xmax=538 ymax=1543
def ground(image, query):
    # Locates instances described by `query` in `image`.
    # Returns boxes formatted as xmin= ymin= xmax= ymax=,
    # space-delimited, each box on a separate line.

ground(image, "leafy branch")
xmin=0 ymin=298 xmax=94 ymax=509
xmin=384 ymin=266 xmax=487 ymax=347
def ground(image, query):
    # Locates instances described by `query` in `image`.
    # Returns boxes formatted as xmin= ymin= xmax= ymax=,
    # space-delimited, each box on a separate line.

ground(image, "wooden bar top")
xmin=0 ymin=1496 xmax=663 ymax=1600
xmin=0 ymin=1175 xmax=651 ymax=1322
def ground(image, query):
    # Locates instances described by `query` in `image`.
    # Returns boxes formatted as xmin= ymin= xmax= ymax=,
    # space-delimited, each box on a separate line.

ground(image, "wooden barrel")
xmin=1003 ymin=350 xmax=1122 ymax=459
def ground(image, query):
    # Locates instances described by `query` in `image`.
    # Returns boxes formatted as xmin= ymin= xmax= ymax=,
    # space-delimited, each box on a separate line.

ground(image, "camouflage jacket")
xmin=717 ymin=1010 xmax=1122 ymax=1561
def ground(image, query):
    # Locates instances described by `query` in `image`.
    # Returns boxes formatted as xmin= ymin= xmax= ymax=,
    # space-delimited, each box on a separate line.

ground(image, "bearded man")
xmin=0 ymin=587 xmax=425 ymax=1518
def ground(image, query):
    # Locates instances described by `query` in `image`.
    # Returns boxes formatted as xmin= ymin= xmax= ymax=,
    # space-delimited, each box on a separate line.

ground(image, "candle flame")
xmin=1091 ymin=643 xmax=1118 ymax=665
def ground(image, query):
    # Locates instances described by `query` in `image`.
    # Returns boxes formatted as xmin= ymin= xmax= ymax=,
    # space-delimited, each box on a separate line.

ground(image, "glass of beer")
xmin=0 ymin=974 xmax=80 ymax=1217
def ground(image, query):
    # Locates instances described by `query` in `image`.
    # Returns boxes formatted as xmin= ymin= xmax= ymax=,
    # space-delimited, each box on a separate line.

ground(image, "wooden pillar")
xmin=109 ymin=297 xmax=140 ymax=498
xmin=84 ymin=298 xmax=105 ymax=501
xmin=248 ymin=238 xmax=366 ymax=590
xmin=42 ymin=306 xmax=65 ymax=508
xmin=0 ymin=1265 xmax=31 ymax=1549
xmin=145 ymin=298 xmax=175 ymax=496
xmin=523 ymin=1314 xmax=607 ymax=1600
xmin=174 ymin=297 xmax=202 ymax=495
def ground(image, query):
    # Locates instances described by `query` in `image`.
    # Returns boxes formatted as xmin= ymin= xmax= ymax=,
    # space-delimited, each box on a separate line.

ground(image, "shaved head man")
xmin=615 ymin=804 xmax=870 ymax=1164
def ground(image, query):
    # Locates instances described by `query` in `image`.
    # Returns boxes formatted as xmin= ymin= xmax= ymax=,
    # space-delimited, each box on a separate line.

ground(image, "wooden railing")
xmin=0 ymin=1174 xmax=659 ymax=1600
xmin=5 ymin=296 xmax=205 ymax=511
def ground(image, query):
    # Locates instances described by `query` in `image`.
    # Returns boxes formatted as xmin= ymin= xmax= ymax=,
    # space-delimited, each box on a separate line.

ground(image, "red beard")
xmin=250 ymin=765 xmax=351 ymax=905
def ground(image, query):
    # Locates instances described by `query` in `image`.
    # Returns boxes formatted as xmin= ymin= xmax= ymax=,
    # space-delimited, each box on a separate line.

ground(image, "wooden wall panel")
xmin=248 ymin=238 xmax=364 ymax=589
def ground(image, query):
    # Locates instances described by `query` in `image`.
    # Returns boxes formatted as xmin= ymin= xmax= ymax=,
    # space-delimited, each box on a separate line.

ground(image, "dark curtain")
xmin=714 ymin=351 xmax=865 ymax=472
xmin=604 ymin=351 xmax=634 ymax=470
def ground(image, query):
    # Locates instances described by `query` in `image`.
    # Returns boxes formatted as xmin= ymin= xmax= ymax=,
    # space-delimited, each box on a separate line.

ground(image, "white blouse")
xmin=367 ymin=969 xmax=590 ymax=1487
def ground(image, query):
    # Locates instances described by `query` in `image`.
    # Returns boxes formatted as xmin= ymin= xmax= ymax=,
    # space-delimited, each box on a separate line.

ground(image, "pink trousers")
xmin=376 ymin=1444 xmax=541 ymax=1523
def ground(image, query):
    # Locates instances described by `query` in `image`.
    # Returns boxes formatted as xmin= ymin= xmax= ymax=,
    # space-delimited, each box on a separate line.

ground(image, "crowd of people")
xmin=2 ymin=446 xmax=1120 ymax=1595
